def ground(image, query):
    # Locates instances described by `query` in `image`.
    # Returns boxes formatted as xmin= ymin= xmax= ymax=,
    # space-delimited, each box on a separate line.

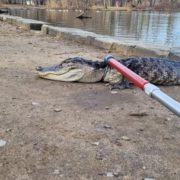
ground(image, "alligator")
xmin=36 ymin=57 xmax=180 ymax=89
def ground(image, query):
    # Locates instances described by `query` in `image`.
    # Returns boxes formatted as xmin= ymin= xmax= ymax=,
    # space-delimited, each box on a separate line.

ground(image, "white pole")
xmin=144 ymin=83 xmax=180 ymax=117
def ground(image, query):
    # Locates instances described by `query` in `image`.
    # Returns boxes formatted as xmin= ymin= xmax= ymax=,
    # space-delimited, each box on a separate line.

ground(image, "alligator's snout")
xmin=36 ymin=62 xmax=85 ymax=81
xmin=36 ymin=66 xmax=43 ymax=71
xmin=36 ymin=65 xmax=62 ymax=73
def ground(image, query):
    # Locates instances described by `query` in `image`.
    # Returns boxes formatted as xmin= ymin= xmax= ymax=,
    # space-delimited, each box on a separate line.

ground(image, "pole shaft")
xmin=144 ymin=83 xmax=180 ymax=117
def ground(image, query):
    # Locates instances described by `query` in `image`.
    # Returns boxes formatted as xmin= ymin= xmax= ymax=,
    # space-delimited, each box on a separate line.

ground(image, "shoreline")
xmin=0 ymin=14 xmax=179 ymax=60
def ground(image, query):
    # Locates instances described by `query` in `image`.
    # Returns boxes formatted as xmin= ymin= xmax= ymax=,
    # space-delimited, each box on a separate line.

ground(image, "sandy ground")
xmin=0 ymin=21 xmax=180 ymax=180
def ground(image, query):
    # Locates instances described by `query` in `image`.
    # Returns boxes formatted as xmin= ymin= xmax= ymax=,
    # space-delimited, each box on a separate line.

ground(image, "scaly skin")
xmin=36 ymin=57 xmax=180 ymax=89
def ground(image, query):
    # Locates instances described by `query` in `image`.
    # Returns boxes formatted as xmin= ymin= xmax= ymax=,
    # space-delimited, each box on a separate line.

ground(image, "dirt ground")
xmin=0 ymin=21 xmax=180 ymax=180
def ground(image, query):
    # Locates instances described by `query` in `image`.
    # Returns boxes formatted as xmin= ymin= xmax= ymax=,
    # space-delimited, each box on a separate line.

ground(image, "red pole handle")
xmin=104 ymin=55 xmax=148 ymax=90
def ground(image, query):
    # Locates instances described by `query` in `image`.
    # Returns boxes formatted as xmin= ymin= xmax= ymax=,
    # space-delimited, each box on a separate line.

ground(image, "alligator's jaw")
xmin=39 ymin=69 xmax=84 ymax=81
xmin=37 ymin=64 xmax=85 ymax=82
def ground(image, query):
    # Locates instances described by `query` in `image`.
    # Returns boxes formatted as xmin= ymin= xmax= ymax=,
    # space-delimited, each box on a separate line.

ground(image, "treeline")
xmin=1 ymin=0 xmax=180 ymax=9
xmin=45 ymin=0 xmax=180 ymax=9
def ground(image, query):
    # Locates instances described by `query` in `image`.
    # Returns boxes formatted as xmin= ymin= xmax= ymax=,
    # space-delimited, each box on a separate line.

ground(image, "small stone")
xmin=144 ymin=178 xmax=155 ymax=180
xmin=129 ymin=112 xmax=148 ymax=117
xmin=105 ymin=106 xmax=110 ymax=110
xmin=165 ymin=117 xmax=172 ymax=121
xmin=163 ymin=136 xmax=170 ymax=140
xmin=103 ymin=124 xmax=112 ymax=129
xmin=111 ymin=90 xmax=118 ymax=94
xmin=54 ymin=108 xmax=62 ymax=112
xmin=0 ymin=140 xmax=6 ymax=147
xmin=139 ymin=128 xmax=144 ymax=132
xmin=53 ymin=169 xmax=60 ymax=175
xmin=142 ymin=166 xmax=146 ymax=170
xmin=5 ymin=128 xmax=12 ymax=133
xmin=121 ymin=136 xmax=131 ymax=141
xmin=92 ymin=142 xmax=99 ymax=146
xmin=32 ymin=102 xmax=40 ymax=106
xmin=113 ymin=172 xmax=122 ymax=177
xmin=106 ymin=172 xmax=114 ymax=177
xmin=98 ymin=172 xmax=105 ymax=176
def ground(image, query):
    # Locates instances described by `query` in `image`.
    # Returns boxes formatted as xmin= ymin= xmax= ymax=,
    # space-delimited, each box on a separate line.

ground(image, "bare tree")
xmin=149 ymin=0 xmax=156 ymax=7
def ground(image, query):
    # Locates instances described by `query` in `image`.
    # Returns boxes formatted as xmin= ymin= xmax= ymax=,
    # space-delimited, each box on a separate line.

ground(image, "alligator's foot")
xmin=111 ymin=79 xmax=133 ymax=90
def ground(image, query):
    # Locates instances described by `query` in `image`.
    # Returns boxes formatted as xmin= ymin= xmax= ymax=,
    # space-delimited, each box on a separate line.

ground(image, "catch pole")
xmin=104 ymin=55 xmax=180 ymax=117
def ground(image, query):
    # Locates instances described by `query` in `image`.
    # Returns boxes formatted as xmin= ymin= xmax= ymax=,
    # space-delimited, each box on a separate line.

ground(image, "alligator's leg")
xmin=111 ymin=78 xmax=133 ymax=90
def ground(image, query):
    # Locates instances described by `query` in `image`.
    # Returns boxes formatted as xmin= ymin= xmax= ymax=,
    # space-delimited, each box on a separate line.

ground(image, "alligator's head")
xmin=36 ymin=57 xmax=108 ymax=82
xmin=36 ymin=57 xmax=122 ymax=84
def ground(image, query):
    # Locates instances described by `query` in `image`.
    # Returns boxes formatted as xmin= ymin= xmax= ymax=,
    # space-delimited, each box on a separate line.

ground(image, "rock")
xmin=5 ymin=128 xmax=12 ymax=132
xmin=103 ymin=124 xmax=112 ymax=129
xmin=53 ymin=169 xmax=60 ymax=175
xmin=165 ymin=117 xmax=172 ymax=121
xmin=163 ymin=136 xmax=170 ymax=140
xmin=111 ymin=90 xmax=118 ymax=94
xmin=0 ymin=139 xmax=6 ymax=147
xmin=98 ymin=172 xmax=105 ymax=176
xmin=105 ymin=106 xmax=110 ymax=110
xmin=144 ymin=178 xmax=155 ymax=180
xmin=31 ymin=102 xmax=40 ymax=106
xmin=54 ymin=108 xmax=62 ymax=112
xmin=121 ymin=136 xmax=131 ymax=141
xmin=106 ymin=172 xmax=114 ymax=177
xmin=92 ymin=142 xmax=99 ymax=146
xmin=129 ymin=112 xmax=148 ymax=117
xmin=139 ymin=128 xmax=144 ymax=132
xmin=113 ymin=171 xmax=122 ymax=177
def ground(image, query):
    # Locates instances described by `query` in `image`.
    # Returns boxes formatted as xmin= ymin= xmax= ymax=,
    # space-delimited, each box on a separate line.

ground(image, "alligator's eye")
xmin=36 ymin=66 xmax=43 ymax=71
xmin=62 ymin=62 xmax=74 ymax=67
xmin=69 ymin=65 xmax=77 ymax=69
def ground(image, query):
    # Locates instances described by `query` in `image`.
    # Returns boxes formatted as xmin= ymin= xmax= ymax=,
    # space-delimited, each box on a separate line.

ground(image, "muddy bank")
xmin=0 ymin=21 xmax=180 ymax=180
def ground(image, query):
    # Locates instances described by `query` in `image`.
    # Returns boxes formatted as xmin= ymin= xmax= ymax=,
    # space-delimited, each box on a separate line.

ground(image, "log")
xmin=76 ymin=11 xmax=92 ymax=19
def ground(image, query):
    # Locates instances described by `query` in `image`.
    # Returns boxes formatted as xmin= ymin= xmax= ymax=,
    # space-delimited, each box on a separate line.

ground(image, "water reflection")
xmin=9 ymin=8 xmax=180 ymax=53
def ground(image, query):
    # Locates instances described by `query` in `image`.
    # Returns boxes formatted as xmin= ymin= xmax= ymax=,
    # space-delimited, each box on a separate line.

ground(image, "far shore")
xmin=1 ymin=3 xmax=180 ymax=12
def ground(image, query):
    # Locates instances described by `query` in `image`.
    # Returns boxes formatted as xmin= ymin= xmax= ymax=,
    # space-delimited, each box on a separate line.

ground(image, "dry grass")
xmin=154 ymin=2 xmax=180 ymax=11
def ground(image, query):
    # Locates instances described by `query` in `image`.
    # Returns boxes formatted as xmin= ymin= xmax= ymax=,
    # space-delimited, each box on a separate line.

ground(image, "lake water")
xmin=9 ymin=8 xmax=180 ymax=54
